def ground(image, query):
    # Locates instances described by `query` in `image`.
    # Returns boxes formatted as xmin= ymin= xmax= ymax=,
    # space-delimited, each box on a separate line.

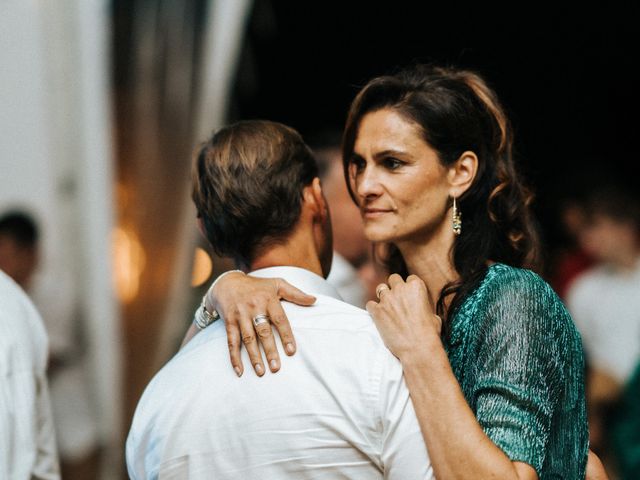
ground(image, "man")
xmin=0 ymin=269 xmax=59 ymax=479
xmin=0 ymin=211 xmax=100 ymax=480
xmin=126 ymin=120 xmax=433 ymax=479
xmin=568 ymin=187 xmax=640 ymax=391
xmin=567 ymin=186 xmax=640 ymax=469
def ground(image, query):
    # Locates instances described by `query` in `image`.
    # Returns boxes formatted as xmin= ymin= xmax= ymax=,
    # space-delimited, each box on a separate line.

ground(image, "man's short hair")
xmin=192 ymin=120 xmax=318 ymax=267
xmin=0 ymin=211 xmax=39 ymax=248
xmin=586 ymin=186 xmax=640 ymax=230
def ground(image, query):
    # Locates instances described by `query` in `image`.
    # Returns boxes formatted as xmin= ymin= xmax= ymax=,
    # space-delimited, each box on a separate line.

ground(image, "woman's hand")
xmin=586 ymin=450 xmax=609 ymax=480
xmin=366 ymin=274 xmax=442 ymax=360
xmin=205 ymin=272 xmax=316 ymax=377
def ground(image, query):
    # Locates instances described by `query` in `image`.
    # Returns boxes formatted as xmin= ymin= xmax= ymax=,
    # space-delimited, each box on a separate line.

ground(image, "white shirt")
xmin=0 ymin=270 xmax=59 ymax=480
xmin=567 ymin=259 xmax=640 ymax=383
xmin=326 ymin=252 xmax=367 ymax=308
xmin=127 ymin=266 xmax=433 ymax=480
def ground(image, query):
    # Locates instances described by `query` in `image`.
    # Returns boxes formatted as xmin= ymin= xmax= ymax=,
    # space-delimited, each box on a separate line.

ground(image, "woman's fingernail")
xmin=285 ymin=343 xmax=295 ymax=355
xmin=255 ymin=363 xmax=264 ymax=375
xmin=270 ymin=359 xmax=278 ymax=371
xmin=234 ymin=367 xmax=242 ymax=377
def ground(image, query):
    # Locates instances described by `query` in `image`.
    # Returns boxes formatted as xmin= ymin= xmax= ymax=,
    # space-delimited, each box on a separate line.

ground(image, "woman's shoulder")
xmin=480 ymin=263 xmax=559 ymax=302
xmin=470 ymin=263 xmax=573 ymax=331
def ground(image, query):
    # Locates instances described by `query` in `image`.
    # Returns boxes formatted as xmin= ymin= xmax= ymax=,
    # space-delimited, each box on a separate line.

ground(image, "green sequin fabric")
xmin=446 ymin=263 xmax=589 ymax=478
xmin=611 ymin=362 xmax=640 ymax=479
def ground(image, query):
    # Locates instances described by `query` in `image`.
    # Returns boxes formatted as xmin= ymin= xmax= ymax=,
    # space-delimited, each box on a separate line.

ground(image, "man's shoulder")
xmin=280 ymin=294 xmax=386 ymax=337
xmin=0 ymin=270 xmax=46 ymax=343
xmin=285 ymin=293 xmax=369 ymax=319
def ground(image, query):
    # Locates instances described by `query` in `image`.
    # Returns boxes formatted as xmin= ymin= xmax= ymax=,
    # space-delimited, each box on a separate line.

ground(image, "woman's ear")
xmin=448 ymin=151 xmax=478 ymax=197
xmin=196 ymin=216 xmax=207 ymax=239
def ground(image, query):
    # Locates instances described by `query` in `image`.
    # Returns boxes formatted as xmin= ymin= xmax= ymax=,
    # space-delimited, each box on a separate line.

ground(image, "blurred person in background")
xmin=549 ymin=196 xmax=594 ymax=300
xmin=0 ymin=268 xmax=59 ymax=479
xmin=567 ymin=186 xmax=640 ymax=472
xmin=0 ymin=211 xmax=100 ymax=480
xmin=310 ymin=131 xmax=387 ymax=307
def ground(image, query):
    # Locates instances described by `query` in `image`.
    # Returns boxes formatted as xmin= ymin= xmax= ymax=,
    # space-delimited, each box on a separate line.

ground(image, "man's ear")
xmin=303 ymin=177 xmax=329 ymax=223
xmin=447 ymin=151 xmax=478 ymax=198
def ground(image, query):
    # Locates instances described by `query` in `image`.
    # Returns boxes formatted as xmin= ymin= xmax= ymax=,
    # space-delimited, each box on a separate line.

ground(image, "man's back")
xmin=0 ymin=270 xmax=59 ymax=479
xmin=127 ymin=267 xmax=432 ymax=479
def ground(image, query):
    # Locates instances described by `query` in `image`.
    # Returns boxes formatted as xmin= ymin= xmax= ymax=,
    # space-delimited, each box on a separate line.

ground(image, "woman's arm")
xmin=369 ymin=274 xmax=538 ymax=479
xmin=180 ymin=271 xmax=316 ymax=376
xmin=400 ymin=338 xmax=538 ymax=479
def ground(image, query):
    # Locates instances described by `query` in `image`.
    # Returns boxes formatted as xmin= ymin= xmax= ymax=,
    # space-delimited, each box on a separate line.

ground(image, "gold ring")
xmin=375 ymin=284 xmax=390 ymax=300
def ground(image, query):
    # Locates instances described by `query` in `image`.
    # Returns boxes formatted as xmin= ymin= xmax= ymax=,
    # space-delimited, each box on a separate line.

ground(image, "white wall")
xmin=0 ymin=2 xmax=122 ymax=478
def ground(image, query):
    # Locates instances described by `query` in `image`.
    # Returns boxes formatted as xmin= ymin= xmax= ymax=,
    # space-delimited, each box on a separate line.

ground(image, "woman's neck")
xmin=396 ymin=226 xmax=459 ymax=308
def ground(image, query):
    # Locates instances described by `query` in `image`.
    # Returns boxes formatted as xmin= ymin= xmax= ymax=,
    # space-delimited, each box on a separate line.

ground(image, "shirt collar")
xmin=249 ymin=266 xmax=343 ymax=301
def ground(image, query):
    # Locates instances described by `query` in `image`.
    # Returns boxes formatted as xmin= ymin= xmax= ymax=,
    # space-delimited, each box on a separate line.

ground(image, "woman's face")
xmin=349 ymin=108 xmax=451 ymax=245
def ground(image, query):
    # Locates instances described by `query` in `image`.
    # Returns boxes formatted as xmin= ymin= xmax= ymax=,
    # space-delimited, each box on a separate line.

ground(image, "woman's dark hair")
xmin=342 ymin=64 xmax=541 ymax=336
xmin=192 ymin=120 xmax=318 ymax=268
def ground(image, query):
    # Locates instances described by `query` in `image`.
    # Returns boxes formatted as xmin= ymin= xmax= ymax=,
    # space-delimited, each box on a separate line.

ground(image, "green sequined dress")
xmin=446 ymin=263 xmax=589 ymax=478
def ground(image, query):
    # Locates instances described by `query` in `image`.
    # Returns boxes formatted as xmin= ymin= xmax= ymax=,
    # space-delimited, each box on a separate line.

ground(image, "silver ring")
xmin=252 ymin=313 xmax=270 ymax=327
xmin=376 ymin=284 xmax=390 ymax=300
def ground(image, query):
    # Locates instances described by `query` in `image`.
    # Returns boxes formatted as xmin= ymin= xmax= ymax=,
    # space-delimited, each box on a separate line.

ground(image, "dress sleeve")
xmin=470 ymin=268 xmax=569 ymax=473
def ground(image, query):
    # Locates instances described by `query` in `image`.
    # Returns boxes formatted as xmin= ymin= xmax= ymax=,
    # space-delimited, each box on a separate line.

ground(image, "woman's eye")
xmin=349 ymin=156 xmax=366 ymax=172
xmin=383 ymin=157 xmax=403 ymax=170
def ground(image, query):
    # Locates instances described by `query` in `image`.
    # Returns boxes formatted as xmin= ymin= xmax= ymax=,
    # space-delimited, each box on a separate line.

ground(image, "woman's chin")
xmin=363 ymin=225 xmax=397 ymax=244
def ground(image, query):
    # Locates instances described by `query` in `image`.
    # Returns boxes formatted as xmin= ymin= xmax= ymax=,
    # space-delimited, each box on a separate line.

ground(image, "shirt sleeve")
xmin=32 ymin=374 xmax=61 ymax=480
xmin=470 ymin=269 xmax=568 ymax=473
xmin=378 ymin=350 xmax=434 ymax=480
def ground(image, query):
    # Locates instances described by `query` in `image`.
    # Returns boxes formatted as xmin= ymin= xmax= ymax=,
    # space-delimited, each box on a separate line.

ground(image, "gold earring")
xmin=452 ymin=197 xmax=462 ymax=235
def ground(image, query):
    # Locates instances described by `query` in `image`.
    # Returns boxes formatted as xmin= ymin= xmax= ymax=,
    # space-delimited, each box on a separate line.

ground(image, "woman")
xmin=191 ymin=65 xmax=591 ymax=478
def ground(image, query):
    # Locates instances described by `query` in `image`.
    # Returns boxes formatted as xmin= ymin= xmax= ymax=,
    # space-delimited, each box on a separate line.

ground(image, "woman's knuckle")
xmin=242 ymin=333 xmax=255 ymax=344
xmin=256 ymin=327 xmax=272 ymax=339
xmin=270 ymin=315 xmax=284 ymax=327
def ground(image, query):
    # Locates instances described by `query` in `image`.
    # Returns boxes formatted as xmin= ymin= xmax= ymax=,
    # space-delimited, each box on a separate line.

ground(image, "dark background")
xmin=112 ymin=0 xmax=639 ymax=259
xmin=229 ymin=2 xmax=638 ymax=255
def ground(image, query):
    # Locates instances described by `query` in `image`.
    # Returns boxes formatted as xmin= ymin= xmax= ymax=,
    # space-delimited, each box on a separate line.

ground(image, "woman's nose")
xmin=355 ymin=165 xmax=383 ymax=200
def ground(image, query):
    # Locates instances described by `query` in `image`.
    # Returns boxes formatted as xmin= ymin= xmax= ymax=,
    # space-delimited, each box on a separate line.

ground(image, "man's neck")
xmin=249 ymin=233 xmax=325 ymax=278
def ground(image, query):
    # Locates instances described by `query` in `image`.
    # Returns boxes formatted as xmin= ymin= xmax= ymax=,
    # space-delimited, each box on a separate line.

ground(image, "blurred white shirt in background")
xmin=326 ymin=251 xmax=367 ymax=308
xmin=0 ymin=270 xmax=59 ymax=480
xmin=568 ymin=259 xmax=640 ymax=384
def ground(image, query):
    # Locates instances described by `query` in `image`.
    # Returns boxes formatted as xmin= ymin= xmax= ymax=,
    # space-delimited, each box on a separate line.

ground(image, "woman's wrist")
xmin=397 ymin=329 xmax=445 ymax=367
xmin=205 ymin=270 xmax=245 ymax=310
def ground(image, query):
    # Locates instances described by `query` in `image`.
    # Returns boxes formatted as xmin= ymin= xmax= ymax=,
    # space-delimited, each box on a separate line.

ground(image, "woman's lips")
xmin=362 ymin=208 xmax=393 ymax=219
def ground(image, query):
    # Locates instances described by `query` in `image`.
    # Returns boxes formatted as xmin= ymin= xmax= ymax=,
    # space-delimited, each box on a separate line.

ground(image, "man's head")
xmin=192 ymin=120 xmax=333 ymax=275
xmin=0 ymin=210 xmax=40 ymax=288
xmin=579 ymin=187 xmax=640 ymax=267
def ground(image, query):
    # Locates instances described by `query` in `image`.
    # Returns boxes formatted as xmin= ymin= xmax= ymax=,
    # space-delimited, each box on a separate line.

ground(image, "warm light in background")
xmin=191 ymin=247 xmax=213 ymax=287
xmin=113 ymin=226 xmax=146 ymax=303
